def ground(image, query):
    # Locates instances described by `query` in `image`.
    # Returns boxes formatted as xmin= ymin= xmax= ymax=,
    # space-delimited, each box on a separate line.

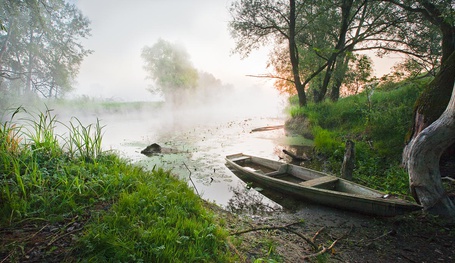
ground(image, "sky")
xmin=71 ymin=0 xmax=274 ymax=101
xmin=70 ymin=0 xmax=398 ymax=102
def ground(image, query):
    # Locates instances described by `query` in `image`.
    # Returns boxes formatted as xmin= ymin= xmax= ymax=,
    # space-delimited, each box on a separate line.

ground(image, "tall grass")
xmin=0 ymin=107 xmax=235 ymax=262
xmin=0 ymin=107 xmax=107 ymax=222
xmin=65 ymin=117 xmax=104 ymax=160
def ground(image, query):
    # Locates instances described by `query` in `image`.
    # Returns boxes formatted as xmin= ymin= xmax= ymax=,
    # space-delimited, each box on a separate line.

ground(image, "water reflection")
xmin=226 ymin=181 xmax=282 ymax=214
xmin=97 ymin=112 xmax=315 ymax=212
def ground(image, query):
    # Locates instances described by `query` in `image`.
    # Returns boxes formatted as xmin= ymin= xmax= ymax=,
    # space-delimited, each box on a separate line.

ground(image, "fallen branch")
xmin=442 ymin=176 xmax=455 ymax=182
xmin=46 ymin=228 xmax=82 ymax=247
xmin=364 ymin=230 xmax=395 ymax=247
xmin=311 ymin=226 xmax=325 ymax=243
xmin=231 ymin=221 xmax=318 ymax=250
xmin=304 ymin=224 xmax=353 ymax=260
xmin=303 ymin=239 xmax=338 ymax=260
xmin=227 ymin=239 xmax=246 ymax=263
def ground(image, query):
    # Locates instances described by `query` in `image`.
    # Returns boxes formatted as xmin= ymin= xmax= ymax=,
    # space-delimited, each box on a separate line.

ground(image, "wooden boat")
xmin=225 ymin=153 xmax=422 ymax=217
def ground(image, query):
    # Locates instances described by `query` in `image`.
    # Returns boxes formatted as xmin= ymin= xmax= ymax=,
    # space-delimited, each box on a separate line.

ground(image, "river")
xmin=96 ymin=106 xmax=308 ymax=213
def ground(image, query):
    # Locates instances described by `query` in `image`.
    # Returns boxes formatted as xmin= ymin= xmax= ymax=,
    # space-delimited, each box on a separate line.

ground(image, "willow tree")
xmin=407 ymin=79 xmax=455 ymax=217
xmin=229 ymin=0 xmax=417 ymax=104
xmin=141 ymin=39 xmax=198 ymax=106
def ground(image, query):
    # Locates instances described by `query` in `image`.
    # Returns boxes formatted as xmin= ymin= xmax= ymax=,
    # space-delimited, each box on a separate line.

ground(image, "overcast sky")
xmin=70 ymin=0 xmax=399 ymax=102
xmin=71 ymin=0 xmax=273 ymax=101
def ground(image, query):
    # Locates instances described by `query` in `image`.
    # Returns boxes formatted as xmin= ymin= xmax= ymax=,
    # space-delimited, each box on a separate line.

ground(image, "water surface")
xmin=98 ymin=110 xmax=305 ymax=213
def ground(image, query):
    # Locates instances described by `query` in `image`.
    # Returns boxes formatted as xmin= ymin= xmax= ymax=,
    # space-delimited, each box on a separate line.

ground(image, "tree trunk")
xmin=403 ymin=52 xmax=455 ymax=176
xmin=316 ymin=0 xmax=353 ymax=103
xmin=409 ymin=52 xmax=455 ymax=139
xmin=289 ymin=0 xmax=307 ymax=107
xmin=341 ymin=140 xmax=355 ymax=180
xmin=330 ymin=50 xmax=350 ymax=101
xmin=406 ymin=82 xmax=455 ymax=217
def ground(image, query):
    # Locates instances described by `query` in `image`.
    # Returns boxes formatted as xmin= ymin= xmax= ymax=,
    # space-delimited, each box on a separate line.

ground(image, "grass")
xmin=286 ymin=78 xmax=429 ymax=195
xmin=48 ymin=97 xmax=164 ymax=115
xmin=0 ymin=107 xmax=235 ymax=262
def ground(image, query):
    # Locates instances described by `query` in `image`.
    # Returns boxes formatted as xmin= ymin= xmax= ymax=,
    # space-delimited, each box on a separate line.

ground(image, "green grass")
xmin=48 ymin=97 xmax=164 ymax=115
xmin=0 ymin=107 xmax=235 ymax=262
xmin=78 ymin=169 xmax=230 ymax=262
xmin=286 ymin=78 xmax=429 ymax=195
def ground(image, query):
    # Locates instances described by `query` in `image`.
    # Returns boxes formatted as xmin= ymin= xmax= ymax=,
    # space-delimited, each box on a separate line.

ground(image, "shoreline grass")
xmin=286 ymin=79 xmax=428 ymax=196
xmin=0 ymin=107 xmax=235 ymax=262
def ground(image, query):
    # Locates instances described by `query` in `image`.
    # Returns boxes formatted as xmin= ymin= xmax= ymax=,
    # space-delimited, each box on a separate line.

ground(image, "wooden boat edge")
xmin=225 ymin=153 xmax=422 ymax=216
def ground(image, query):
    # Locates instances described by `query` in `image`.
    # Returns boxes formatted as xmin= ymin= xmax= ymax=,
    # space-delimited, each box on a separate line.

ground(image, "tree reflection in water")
xmin=226 ymin=182 xmax=282 ymax=214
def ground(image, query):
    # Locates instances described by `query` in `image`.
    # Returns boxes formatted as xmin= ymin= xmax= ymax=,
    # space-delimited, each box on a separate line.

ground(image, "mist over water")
xmin=89 ymin=84 xmax=288 ymax=211
xmin=25 ymin=0 xmax=292 ymax=211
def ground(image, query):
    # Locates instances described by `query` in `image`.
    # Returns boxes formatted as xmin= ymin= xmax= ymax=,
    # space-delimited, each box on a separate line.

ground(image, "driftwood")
xmin=251 ymin=125 xmax=284 ymax=132
xmin=282 ymin=149 xmax=310 ymax=161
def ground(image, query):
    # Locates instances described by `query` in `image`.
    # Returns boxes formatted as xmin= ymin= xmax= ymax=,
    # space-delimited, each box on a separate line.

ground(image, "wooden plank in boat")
xmin=231 ymin=156 xmax=250 ymax=162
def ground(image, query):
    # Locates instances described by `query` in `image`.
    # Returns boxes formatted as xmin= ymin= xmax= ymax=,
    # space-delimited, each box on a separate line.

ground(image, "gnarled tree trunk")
xmin=406 ymin=82 xmax=455 ymax=217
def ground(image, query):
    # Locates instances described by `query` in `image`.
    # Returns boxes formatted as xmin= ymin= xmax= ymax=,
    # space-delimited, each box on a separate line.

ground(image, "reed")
xmin=64 ymin=117 xmax=104 ymax=160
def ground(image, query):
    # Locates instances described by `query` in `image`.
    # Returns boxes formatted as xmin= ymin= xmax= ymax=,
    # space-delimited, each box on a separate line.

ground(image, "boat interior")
xmin=231 ymin=156 xmax=383 ymax=197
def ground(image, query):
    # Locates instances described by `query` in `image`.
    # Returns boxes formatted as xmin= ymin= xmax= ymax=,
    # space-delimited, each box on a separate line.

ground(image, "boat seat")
xmin=300 ymin=176 xmax=339 ymax=188
xmin=231 ymin=156 xmax=250 ymax=162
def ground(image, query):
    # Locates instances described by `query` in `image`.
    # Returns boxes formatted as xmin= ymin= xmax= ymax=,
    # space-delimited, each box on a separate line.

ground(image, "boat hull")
xmin=226 ymin=153 xmax=421 ymax=217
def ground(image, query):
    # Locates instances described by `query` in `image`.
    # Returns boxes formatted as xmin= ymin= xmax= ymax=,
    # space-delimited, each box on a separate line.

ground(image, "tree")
xmin=386 ymin=0 xmax=455 ymax=216
xmin=141 ymin=39 xmax=198 ymax=105
xmin=406 ymin=80 xmax=455 ymax=217
xmin=343 ymin=54 xmax=374 ymax=95
xmin=229 ymin=0 xmax=409 ymax=104
xmin=229 ymin=0 xmax=310 ymax=106
xmin=0 ymin=0 xmax=91 ymax=98
xmin=314 ymin=0 xmax=353 ymax=103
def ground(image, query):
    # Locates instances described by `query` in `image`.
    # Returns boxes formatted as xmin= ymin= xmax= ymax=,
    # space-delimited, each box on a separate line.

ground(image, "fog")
xmin=71 ymin=0 xmax=277 ymax=103
xmin=50 ymin=1 xmax=287 ymax=207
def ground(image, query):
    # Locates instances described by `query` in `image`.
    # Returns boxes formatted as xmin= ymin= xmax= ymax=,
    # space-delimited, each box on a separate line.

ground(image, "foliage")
xmin=229 ymin=0 xmax=445 ymax=103
xmin=343 ymin=54 xmax=374 ymax=95
xmin=287 ymin=79 xmax=428 ymax=194
xmin=0 ymin=0 xmax=92 ymax=98
xmin=0 ymin=108 xmax=235 ymax=262
xmin=141 ymin=39 xmax=198 ymax=103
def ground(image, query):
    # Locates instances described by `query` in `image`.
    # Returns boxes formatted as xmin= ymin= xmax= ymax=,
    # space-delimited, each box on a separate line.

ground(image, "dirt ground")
xmin=216 ymin=201 xmax=455 ymax=263
xmin=1 ymin=200 xmax=454 ymax=263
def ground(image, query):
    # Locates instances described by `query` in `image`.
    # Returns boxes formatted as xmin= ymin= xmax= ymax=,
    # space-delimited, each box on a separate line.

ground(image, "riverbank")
xmin=219 ymin=201 xmax=455 ymax=262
